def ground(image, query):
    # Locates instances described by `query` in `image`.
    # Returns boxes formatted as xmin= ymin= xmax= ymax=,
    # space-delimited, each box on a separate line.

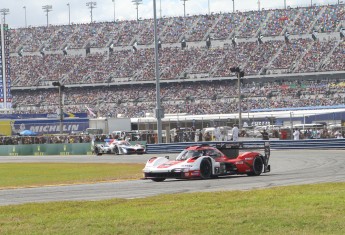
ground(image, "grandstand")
xmin=6 ymin=3 xmax=345 ymax=119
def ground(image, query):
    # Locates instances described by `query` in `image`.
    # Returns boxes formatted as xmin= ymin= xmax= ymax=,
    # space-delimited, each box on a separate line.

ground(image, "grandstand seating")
xmin=7 ymin=4 xmax=345 ymax=118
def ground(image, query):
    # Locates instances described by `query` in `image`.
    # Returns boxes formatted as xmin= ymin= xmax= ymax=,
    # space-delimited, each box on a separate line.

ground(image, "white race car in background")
xmin=94 ymin=139 xmax=146 ymax=155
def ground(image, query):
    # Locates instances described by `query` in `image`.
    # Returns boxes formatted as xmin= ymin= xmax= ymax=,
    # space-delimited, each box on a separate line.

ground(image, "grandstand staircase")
xmin=291 ymin=40 xmax=315 ymax=73
xmin=226 ymin=16 xmax=247 ymax=40
xmin=60 ymin=30 xmax=77 ymax=51
xmin=318 ymin=39 xmax=342 ymax=70
xmin=203 ymin=14 xmax=224 ymax=40
xmin=83 ymin=24 xmax=106 ymax=49
xmin=179 ymin=17 xmax=202 ymax=42
xmin=262 ymin=41 xmax=287 ymax=74
xmin=281 ymin=9 xmax=303 ymax=36
xmin=158 ymin=18 xmax=174 ymax=43
xmin=307 ymin=6 xmax=327 ymax=33
xmin=256 ymin=11 xmax=273 ymax=37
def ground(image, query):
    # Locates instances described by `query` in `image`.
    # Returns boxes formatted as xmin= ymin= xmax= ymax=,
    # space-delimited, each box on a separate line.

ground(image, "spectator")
xmin=214 ymin=125 xmax=221 ymax=141
xmin=232 ymin=125 xmax=239 ymax=141
xmin=261 ymin=129 xmax=269 ymax=140
xmin=293 ymin=129 xmax=300 ymax=140
xmin=204 ymin=132 xmax=212 ymax=141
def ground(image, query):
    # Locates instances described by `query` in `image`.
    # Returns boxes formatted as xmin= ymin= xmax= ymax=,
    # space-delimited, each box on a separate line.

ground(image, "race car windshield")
xmin=176 ymin=150 xmax=203 ymax=160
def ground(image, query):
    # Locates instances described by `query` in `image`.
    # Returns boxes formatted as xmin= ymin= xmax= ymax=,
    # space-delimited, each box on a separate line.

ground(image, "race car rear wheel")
xmin=247 ymin=156 xmax=263 ymax=176
xmin=94 ymin=147 xmax=102 ymax=156
xmin=200 ymin=159 xmax=212 ymax=179
xmin=151 ymin=178 xmax=166 ymax=182
xmin=114 ymin=147 xmax=119 ymax=155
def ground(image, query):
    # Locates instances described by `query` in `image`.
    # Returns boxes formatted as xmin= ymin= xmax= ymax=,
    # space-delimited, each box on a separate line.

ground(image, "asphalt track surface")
xmin=0 ymin=149 xmax=344 ymax=206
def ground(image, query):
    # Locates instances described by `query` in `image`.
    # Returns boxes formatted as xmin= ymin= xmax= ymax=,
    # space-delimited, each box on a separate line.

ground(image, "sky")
xmin=0 ymin=0 xmax=341 ymax=28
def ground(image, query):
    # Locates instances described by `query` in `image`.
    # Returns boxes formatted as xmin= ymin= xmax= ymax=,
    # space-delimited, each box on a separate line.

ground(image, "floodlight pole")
xmin=232 ymin=0 xmax=235 ymax=13
xmin=208 ymin=0 xmax=210 ymax=15
xmin=258 ymin=0 xmax=261 ymax=11
xmin=86 ymin=2 xmax=97 ymax=23
xmin=59 ymin=85 xmax=63 ymax=134
xmin=160 ymin=0 xmax=162 ymax=18
xmin=53 ymin=82 xmax=64 ymax=134
xmin=153 ymin=0 xmax=162 ymax=143
xmin=42 ymin=5 xmax=52 ymax=27
xmin=112 ymin=0 xmax=116 ymax=21
xmin=0 ymin=9 xmax=10 ymax=25
xmin=181 ymin=0 xmax=188 ymax=17
xmin=23 ymin=6 xmax=27 ymax=27
xmin=67 ymin=3 xmax=70 ymax=25
xmin=237 ymin=72 xmax=242 ymax=130
xmin=132 ymin=0 xmax=142 ymax=22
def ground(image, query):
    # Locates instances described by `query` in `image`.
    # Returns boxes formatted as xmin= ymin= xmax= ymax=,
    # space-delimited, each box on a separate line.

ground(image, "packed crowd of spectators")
xmin=11 ymin=78 xmax=345 ymax=118
xmin=9 ymin=4 xmax=344 ymax=52
xmin=7 ymin=4 xmax=345 ymax=87
xmin=6 ymin=3 xmax=345 ymax=120
xmin=9 ymin=37 xmax=345 ymax=87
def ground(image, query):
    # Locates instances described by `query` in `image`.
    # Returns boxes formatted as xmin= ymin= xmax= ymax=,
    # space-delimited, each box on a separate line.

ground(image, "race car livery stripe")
xmin=157 ymin=161 xmax=181 ymax=168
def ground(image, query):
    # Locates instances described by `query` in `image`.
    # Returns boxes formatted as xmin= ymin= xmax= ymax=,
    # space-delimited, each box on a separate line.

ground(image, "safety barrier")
xmin=0 ymin=143 xmax=93 ymax=156
xmin=146 ymin=139 xmax=345 ymax=154
xmin=0 ymin=139 xmax=343 ymax=156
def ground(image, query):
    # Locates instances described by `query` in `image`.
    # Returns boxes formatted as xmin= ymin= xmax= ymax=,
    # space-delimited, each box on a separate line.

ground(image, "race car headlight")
xmin=172 ymin=168 xmax=189 ymax=173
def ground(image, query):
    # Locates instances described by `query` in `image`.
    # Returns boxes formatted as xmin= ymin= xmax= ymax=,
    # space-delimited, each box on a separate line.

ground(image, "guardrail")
xmin=0 ymin=139 xmax=343 ymax=156
xmin=146 ymin=139 xmax=345 ymax=154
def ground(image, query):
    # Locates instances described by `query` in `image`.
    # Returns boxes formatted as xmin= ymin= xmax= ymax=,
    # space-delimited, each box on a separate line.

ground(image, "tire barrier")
xmin=146 ymin=139 xmax=345 ymax=154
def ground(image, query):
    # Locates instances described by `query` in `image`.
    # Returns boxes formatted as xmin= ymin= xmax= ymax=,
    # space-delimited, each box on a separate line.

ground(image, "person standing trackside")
xmin=293 ymin=129 xmax=300 ymax=140
xmin=232 ymin=125 xmax=239 ymax=141
xmin=261 ymin=129 xmax=269 ymax=140
xmin=214 ymin=125 xmax=221 ymax=141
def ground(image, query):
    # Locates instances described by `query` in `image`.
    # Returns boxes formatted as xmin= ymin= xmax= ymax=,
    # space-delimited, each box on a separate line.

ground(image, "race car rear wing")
xmin=216 ymin=142 xmax=270 ymax=172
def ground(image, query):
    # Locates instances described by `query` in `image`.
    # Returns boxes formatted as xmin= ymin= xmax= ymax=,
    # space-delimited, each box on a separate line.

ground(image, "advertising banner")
xmin=11 ymin=119 xmax=89 ymax=135
xmin=0 ymin=113 xmax=88 ymax=120
xmin=0 ymin=143 xmax=93 ymax=156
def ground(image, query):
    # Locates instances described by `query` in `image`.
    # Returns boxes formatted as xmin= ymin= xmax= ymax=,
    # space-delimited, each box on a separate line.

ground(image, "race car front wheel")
xmin=94 ymin=147 xmax=102 ymax=156
xmin=200 ymin=159 xmax=212 ymax=179
xmin=151 ymin=178 xmax=166 ymax=182
xmin=114 ymin=147 xmax=119 ymax=155
xmin=247 ymin=156 xmax=263 ymax=176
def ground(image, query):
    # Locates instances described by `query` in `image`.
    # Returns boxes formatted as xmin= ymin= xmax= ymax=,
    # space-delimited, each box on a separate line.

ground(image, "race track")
xmin=0 ymin=150 xmax=344 ymax=206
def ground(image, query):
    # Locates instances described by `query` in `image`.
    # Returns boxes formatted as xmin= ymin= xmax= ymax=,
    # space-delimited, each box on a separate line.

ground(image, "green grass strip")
xmin=0 ymin=163 xmax=144 ymax=188
xmin=0 ymin=183 xmax=344 ymax=234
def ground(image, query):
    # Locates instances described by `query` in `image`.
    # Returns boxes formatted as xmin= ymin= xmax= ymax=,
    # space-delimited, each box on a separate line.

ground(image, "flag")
xmin=86 ymin=106 xmax=97 ymax=117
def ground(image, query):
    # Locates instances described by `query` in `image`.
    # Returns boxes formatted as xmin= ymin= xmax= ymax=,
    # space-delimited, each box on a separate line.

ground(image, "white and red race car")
xmin=143 ymin=142 xmax=270 ymax=182
xmin=94 ymin=139 xmax=145 ymax=155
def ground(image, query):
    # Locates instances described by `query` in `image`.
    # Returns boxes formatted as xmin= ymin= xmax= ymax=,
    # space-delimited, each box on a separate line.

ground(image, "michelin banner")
xmin=11 ymin=118 xmax=89 ymax=135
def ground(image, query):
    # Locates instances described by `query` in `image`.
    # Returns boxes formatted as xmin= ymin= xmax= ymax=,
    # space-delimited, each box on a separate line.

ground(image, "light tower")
xmin=67 ymin=3 xmax=70 ymax=25
xmin=181 ymin=0 xmax=188 ymax=17
xmin=23 ymin=6 xmax=27 ymax=27
xmin=112 ymin=0 xmax=116 ymax=22
xmin=86 ymin=2 xmax=97 ymax=23
xmin=0 ymin=9 xmax=10 ymax=24
xmin=42 ymin=5 xmax=52 ymax=27
xmin=132 ymin=0 xmax=143 ymax=21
